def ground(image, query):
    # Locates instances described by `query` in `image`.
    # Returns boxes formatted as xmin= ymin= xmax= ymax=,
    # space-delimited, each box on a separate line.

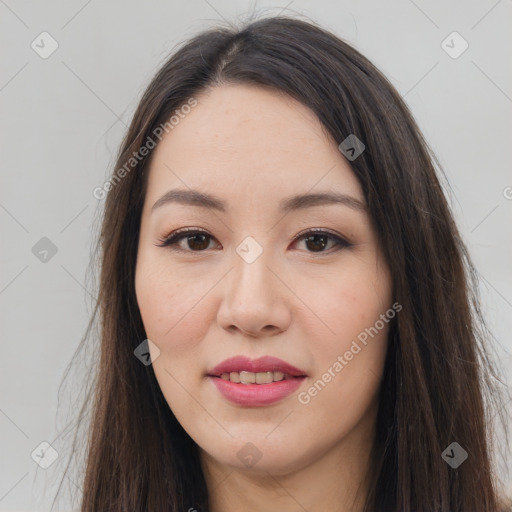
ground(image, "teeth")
xmin=219 ymin=370 xmax=290 ymax=384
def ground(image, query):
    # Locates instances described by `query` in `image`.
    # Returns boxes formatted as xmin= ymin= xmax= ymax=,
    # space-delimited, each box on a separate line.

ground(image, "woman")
xmin=58 ymin=15 xmax=511 ymax=512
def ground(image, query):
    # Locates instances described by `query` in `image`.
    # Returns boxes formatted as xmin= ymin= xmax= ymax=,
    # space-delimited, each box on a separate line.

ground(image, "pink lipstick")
xmin=206 ymin=355 xmax=307 ymax=406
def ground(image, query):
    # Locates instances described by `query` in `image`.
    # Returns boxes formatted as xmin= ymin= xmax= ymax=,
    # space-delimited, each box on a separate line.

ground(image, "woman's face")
xmin=135 ymin=84 xmax=393 ymax=479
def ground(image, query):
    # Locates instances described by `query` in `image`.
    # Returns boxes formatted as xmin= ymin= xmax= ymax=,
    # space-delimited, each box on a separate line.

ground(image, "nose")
xmin=216 ymin=244 xmax=292 ymax=338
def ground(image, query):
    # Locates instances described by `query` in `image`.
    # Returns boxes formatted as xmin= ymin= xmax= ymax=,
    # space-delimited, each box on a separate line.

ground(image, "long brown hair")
xmin=53 ymin=14 xmax=511 ymax=512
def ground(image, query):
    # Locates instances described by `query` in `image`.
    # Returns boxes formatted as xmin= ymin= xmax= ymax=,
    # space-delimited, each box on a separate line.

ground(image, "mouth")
xmin=206 ymin=356 xmax=308 ymax=406
xmin=206 ymin=355 xmax=308 ymax=384
xmin=210 ymin=370 xmax=304 ymax=384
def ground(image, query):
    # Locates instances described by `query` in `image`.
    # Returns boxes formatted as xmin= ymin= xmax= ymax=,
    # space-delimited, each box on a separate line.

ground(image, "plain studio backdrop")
xmin=0 ymin=1 xmax=511 ymax=510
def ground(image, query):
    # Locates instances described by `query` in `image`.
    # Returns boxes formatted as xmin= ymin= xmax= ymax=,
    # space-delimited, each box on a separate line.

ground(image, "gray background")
xmin=1 ymin=0 xmax=511 ymax=510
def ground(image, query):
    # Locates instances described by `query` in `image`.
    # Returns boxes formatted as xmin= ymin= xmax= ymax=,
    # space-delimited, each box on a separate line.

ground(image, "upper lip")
xmin=207 ymin=355 xmax=307 ymax=377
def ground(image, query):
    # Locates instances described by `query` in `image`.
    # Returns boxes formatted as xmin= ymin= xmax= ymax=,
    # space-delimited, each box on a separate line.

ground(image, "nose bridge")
xmin=231 ymin=235 xmax=275 ymax=304
xmin=217 ymin=234 xmax=290 ymax=336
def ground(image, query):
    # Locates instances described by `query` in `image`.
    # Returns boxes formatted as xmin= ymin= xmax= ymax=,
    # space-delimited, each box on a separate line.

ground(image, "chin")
xmin=218 ymin=440 xmax=312 ymax=477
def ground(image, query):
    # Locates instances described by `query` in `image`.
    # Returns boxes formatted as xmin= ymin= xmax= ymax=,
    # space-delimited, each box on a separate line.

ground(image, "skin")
xmin=135 ymin=84 xmax=393 ymax=512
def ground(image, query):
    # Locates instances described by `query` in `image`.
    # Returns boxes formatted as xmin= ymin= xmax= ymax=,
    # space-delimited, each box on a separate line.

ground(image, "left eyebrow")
xmin=150 ymin=189 xmax=367 ymax=214
xmin=279 ymin=191 xmax=367 ymax=213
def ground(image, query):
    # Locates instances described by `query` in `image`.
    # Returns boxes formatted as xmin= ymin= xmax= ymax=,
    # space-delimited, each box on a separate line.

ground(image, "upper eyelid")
xmin=160 ymin=227 xmax=345 ymax=240
xmin=156 ymin=227 xmax=351 ymax=249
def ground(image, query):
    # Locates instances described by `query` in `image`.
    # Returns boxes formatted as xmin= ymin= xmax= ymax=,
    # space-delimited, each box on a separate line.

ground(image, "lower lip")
xmin=208 ymin=376 xmax=306 ymax=406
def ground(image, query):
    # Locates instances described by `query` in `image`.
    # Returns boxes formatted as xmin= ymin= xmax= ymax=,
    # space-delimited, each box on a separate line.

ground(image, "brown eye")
xmin=155 ymin=229 xmax=218 ymax=252
xmin=302 ymin=233 xmax=330 ymax=252
xmin=184 ymin=233 xmax=211 ymax=251
xmin=155 ymin=228 xmax=350 ymax=255
xmin=293 ymin=230 xmax=351 ymax=254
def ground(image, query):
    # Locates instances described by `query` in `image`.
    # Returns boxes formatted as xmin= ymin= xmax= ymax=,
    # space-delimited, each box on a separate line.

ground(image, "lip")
xmin=208 ymin=376 xmax=305 ymax=406
xmin=206 ymin=355 xmax=307 ymax=407
xmin=207 ymin=355 xmax=307 ymax=378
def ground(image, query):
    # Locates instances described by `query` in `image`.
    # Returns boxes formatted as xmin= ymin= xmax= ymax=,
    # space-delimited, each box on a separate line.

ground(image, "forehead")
xmin=145 ymin=84 xmax=363 ymax=210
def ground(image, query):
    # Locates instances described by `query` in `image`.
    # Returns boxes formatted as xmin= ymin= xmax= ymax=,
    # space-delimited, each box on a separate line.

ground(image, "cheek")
xmin=294 ymin=259 xmax=391 ymax=412
xmin=135 ymin=255 xmax=216 ymax=359
xmin=296 ymin=257 xmax=392 ymax=350
xmin=135 ymin=258 xmax=216 ymax=419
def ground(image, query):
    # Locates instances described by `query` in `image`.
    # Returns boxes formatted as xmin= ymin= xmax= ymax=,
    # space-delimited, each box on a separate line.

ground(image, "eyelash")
xmin=154 ymin=227 xmax=352 ymax=255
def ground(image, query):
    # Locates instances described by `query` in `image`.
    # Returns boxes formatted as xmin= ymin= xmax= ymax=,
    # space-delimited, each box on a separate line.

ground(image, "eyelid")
xmin=291 ymin=228 xmax=352 ymax=253
xmin=154 ymin=227 xmax=219 ymax=251
xmin=154 ymin=227 xmax=352 ymax=253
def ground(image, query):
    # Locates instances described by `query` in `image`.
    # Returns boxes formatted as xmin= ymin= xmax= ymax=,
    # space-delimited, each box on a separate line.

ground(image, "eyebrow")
xmin=151 ymin=189 xmax=367 ymax=214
